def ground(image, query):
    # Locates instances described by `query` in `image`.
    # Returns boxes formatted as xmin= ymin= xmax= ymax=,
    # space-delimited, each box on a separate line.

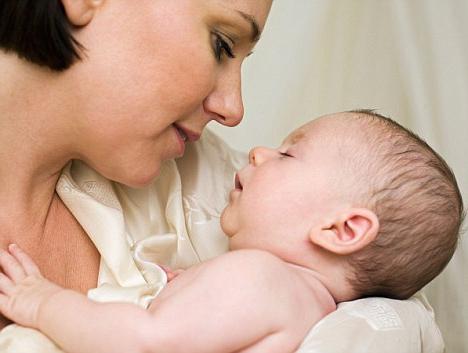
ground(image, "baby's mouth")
xmin=235 ymin=173 xmax=243 ymax=190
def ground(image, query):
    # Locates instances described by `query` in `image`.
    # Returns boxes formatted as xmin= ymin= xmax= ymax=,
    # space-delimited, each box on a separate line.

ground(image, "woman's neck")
xmin=0 ymin=56 xmax=100 ymax=330
xmin=0 ymin=162 xmax=63 ymax=239
xmin=0 ymin=52 xmax=75 ymax=238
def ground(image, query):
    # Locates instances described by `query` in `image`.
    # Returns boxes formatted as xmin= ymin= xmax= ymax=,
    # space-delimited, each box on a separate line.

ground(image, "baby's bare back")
xmin=149 ymin=249 xmax=335 ymax=353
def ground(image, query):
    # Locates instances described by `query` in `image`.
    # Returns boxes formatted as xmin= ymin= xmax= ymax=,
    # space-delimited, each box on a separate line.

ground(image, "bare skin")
xmin=0 ymin=0 xmax=272 ymax=335
xmin=0 ymin=246 xmax=335 ymax=353
xmin=0 ymin=196 xmax=100 ymax=329
xmin=0 ymin=114 xmax=388 ymax=351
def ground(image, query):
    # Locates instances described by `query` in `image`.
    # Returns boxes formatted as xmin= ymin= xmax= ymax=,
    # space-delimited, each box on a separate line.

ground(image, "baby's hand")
xmin=0 ymin=244 xmax=62 ymax=329
xmin=159 ymin=265 xmax=185 ymax=282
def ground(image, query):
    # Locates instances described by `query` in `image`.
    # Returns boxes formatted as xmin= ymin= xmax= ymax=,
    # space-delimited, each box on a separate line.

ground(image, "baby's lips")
xmin=234 ymin=173 xmax=243 ymax=190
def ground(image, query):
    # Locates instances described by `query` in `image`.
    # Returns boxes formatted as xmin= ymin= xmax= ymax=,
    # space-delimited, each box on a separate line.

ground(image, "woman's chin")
xmin=111 ymin=164 xmax=162 ymax=189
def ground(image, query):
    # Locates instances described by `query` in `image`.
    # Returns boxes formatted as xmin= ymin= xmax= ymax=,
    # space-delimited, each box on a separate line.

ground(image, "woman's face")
xmin=65 ymin=0 xmax=272 ymax=187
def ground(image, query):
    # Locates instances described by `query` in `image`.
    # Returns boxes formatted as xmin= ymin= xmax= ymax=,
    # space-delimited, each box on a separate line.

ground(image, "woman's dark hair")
xmin=0 ymin=0 xmax=83 ymax=71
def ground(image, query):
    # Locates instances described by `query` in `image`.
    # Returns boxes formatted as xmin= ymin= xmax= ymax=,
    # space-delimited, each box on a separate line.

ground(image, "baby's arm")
xmin=0 ymin=244 xmax=157 ymax=353
xmin=0 ymin=245 xmax=301 ymax=353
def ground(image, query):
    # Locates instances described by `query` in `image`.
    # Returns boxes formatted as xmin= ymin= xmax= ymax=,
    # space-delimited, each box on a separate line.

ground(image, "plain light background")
xmin=210 ymin=1 xmax=468 ymax=352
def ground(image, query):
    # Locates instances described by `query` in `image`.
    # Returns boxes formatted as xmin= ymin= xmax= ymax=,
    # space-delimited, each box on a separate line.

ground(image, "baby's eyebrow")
xmin=286 ymin=131 xmax=306 ymax=145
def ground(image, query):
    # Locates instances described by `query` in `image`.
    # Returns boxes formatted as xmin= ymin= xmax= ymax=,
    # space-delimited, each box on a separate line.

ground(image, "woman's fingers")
xmin=8 ymin=244 xmax=41 ymax=277
xmin=0 ymin=247 xmax=27 ymax=283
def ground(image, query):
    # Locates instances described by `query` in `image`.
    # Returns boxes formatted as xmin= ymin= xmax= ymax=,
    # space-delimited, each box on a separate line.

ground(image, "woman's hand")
xmin=0 ymin=244 xmax=63 ymax=329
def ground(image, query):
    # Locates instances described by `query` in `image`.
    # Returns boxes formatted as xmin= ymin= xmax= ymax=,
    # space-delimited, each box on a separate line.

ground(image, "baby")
xmin=0 ymin=110 xmax=463 ymax=353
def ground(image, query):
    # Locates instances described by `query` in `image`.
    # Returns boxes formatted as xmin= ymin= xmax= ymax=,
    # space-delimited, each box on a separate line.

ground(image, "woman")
xmin=0 ymin=0 xmax=271 ymax=336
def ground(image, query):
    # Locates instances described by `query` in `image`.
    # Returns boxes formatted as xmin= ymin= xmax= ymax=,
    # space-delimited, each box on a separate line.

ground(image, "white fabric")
xmin=297 ymin=293 xmax=443 ymax=353
xmin=0 ymin=130 xmax=443 ymax=352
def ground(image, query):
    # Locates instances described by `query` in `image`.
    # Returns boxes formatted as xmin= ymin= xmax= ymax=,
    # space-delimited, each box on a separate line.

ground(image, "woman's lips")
xmin=174 ymin=125 xmax=188 ymax=142
xmin=173 ymin=124 xmax=186 ymax=156
xmin=173 ymin=123 xmax=201 ymax=143
xmin=172 ymin=123 xmax=202 ymax=158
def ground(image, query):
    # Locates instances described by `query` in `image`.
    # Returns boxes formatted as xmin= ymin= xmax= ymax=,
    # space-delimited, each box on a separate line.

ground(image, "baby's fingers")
xmin=0 ymin=248 xmax=26 ymax=283
xmin=0 ymin=273 xmax=14 ymax=296
xmin=8 ymin=244 xmax=41 ymax=277
xmin=159 ymin=265 xmax=184 ymax=282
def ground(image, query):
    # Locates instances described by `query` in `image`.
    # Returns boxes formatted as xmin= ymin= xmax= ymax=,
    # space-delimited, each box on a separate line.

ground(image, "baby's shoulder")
xmin=207 ymin=249 xmax=289 ymax=277
xmin=200 ymin=250 xmax=304 ymax=297
xmin=219 ymin=248 xmax=285 ymax=265
xmin=202 ymin=250 xmax=329 ymax=331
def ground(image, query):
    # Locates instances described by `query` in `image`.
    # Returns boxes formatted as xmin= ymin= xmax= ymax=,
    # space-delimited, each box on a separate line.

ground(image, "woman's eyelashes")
xmin=212 ymin=31 xmax=235 ymax=61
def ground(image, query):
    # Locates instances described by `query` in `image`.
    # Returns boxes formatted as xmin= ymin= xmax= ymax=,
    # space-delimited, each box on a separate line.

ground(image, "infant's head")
xmin=340 ymin=110 xmax=463 ymax=299
xmin=221 ymin=110 xmax=464 ymax=300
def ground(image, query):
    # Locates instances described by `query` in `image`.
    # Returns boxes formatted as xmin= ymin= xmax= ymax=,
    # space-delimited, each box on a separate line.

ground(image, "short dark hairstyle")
xmin=0 ymin=0 xmax=83 ymax=71
xmin=346 ymin=109 xmax=464 ymax=300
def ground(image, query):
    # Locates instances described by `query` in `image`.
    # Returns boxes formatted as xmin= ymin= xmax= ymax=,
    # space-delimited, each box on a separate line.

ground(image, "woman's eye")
xmin=212 ymin=32 xmax=235 ymax=62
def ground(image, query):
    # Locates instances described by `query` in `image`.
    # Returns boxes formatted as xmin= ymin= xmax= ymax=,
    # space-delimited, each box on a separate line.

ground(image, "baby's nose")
xmin=248 ymin=146 xmax=275 ymax=166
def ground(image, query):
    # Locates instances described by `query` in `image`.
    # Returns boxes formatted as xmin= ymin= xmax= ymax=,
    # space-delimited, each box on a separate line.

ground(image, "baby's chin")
xmin=220 ymin=210 xmax=235 ymax=237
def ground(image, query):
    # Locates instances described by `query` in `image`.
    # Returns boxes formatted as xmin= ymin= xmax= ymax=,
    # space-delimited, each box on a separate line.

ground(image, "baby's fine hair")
xmin=346 ymin=109 xmax=464 ymax=300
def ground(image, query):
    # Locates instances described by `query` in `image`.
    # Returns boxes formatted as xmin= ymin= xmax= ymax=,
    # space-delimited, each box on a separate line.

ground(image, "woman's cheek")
xmin=180 ymin=46 xmax=218 ymax=102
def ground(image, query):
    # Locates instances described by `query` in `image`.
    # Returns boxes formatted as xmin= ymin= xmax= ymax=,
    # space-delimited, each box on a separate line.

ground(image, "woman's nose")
xmin=249 ymin=147 xmax=275 ymax=166
xmin=203 ymin=68 xmax=244 ymax=127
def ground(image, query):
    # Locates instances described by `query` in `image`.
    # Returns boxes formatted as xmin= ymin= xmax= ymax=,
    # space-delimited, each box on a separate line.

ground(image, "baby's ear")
xmin=309 ymin=208 xmax=379 ymax=255
xmin=61 ymin=0 xmax=104 ymax=26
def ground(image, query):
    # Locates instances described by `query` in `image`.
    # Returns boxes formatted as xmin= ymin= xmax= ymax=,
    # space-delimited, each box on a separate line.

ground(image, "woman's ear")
xmin=309 ymin=208 xmax=379 ymax=255
xmin=61 ymin=0 xmax=105 ymax=26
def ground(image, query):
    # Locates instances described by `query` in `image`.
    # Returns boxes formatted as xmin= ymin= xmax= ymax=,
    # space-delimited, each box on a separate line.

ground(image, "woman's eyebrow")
xmin=236 ymin=10 xmax=261 ymax=43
